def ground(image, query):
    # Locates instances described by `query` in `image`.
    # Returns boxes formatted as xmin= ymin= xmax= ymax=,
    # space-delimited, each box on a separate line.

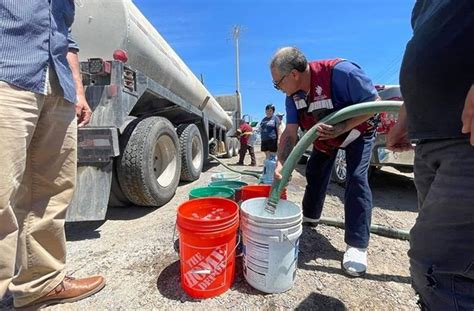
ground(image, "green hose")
xmin=211 ymin=100 xmax=411 ymax=241
xmin=208 ymin=154 xmax=261 ymax=179
xmin=268 ymin=100 xmax=403 ymax=206
xmin=319 ymin=217 xmax=410 ymax=240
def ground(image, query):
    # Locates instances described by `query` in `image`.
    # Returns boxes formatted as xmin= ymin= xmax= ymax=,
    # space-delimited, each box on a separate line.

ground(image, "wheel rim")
xmin=153 ymin=135 xmax=177 ymax=187
xmin=191 ymin=135 xmax=202 ymax=169
xmin=334 ymin=149 xmax=347 ymax=181
xmin=228 ymin=139 xmax=234 ymax=155
xmin=234 ymin=139 xmax=239 ymax=153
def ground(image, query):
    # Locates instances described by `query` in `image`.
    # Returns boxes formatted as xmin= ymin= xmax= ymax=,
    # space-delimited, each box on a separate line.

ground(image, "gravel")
xmin=1 ymin=151 xmax=420 ymax=310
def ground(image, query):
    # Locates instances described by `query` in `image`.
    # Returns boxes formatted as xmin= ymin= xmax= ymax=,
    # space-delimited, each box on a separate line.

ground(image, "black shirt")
xmin=400 ymin=0 xmax=474 ymax=140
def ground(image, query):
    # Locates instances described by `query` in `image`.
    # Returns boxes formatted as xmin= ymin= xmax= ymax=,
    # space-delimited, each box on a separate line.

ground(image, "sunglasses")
xmin=273 ymin=74 xmax=287 ymax=90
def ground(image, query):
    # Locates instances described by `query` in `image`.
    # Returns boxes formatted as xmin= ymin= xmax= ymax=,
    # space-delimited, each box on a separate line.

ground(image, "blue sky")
xmin=133 ymin=0 xmax=414 ymax=123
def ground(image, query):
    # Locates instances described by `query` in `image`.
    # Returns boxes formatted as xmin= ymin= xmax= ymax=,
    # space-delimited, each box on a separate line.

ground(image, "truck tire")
xmin=224 ymin=136 xmax=234 ymax=158
xmin=232 ymin=138 xmax=240 ymax=157
xmin=108 ymin=164 xmax=130 ymax=207
xmin=177 ymin=124 xmax=203 ymax=181
xmin=109 ymin=118 xmax=142 ymax=207
xmin=117 ymin=117 xmax=181 ymax=206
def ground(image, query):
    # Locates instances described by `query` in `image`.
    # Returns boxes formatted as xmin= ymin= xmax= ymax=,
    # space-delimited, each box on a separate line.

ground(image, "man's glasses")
xmin=273 ymin=74 xmax=287 ymax=90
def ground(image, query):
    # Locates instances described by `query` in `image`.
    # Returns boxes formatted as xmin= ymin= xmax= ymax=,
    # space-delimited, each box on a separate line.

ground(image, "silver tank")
xmin=72 ymin=0 xmax=232 ymax=129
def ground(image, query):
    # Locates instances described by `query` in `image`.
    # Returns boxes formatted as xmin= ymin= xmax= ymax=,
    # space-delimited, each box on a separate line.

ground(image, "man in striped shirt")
xmin=0 ymin=1 xmax=104 ymax=309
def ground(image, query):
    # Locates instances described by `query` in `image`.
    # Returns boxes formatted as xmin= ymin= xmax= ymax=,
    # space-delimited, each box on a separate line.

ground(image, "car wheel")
xmin=297 ymin=154 xmax=308 ymax=165
xmin=331 ymin=149 xmax=347 ymax=186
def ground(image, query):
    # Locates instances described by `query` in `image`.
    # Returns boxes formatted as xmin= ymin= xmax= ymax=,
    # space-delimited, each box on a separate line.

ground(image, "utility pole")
xmin=231 ymin=25 xmax=243 ymax=124
xmin=232 ymin=25 xmax=241 ymax=94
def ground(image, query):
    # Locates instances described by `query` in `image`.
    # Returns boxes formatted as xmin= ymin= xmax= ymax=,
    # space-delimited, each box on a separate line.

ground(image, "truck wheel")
xmin=232 ymin=138 xmax=240 ymax=157
xmin=177 ymin=124 xmax=203 ymax=181
xmin=224 ymin=136 xmax=234 ymax=158
xmin=108 ymin=164 xmax=130 ymax=207
xmin=117 ymin=117 xmax=181 ymax=206
xmin=109 ymin=118 xmax=142 ymax=207
xmin=331 ymin=149 xmax=347 ymax=186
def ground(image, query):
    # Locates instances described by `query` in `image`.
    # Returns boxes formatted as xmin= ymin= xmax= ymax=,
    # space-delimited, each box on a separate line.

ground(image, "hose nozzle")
xmin=264 ymin=197 xmax=278 ymax=214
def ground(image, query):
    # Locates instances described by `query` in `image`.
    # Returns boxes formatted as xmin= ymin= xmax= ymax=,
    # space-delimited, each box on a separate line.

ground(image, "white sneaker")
xmin=342 ymin=245 xmax=367 ymax=277
xmin=302 ymin=216 xmax=320 ymax=227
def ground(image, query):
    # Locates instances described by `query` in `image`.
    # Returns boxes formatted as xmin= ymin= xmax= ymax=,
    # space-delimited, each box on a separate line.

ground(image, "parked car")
xmin=299 ymin=85 xmax=415 ymax=185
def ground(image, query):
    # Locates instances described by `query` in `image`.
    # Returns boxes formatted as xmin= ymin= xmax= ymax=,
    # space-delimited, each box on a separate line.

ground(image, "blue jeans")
xmin=302 ymin=132 xmax=375 ymax=249
xmin=410 ymin=139 xmax=474 ymax=310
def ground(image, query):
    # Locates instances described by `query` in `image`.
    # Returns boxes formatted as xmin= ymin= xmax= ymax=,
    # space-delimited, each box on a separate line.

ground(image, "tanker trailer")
xmin=66 ymin=0 xmax=240 ymax=221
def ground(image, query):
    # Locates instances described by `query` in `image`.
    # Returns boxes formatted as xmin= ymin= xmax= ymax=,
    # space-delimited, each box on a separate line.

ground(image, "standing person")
xmin=260 ymin=104 xmax=281 ymax=159
xmin=236 ymin=119 xmax=257 ymax=166
xmin=0 ymin=1 xmax=105 ymax=309
xmin=387 ymin=0 xmax=474 ymax=309
xmin=270 ymin=47 xmax=379 ymax=277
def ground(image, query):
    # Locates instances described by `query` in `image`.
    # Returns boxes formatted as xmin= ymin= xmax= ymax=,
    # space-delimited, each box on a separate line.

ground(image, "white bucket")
xmin=240 ymin=198 xmax=302 ymax=293
xmin=210 ymin=172 xmax=241 ymax=182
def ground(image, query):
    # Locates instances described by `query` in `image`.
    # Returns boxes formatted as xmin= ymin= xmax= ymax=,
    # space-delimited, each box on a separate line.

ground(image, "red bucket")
xmin=240 ymin=184 xmax=287 ymax=201
xmin=177 ymin=198 xmax=239 ymax=298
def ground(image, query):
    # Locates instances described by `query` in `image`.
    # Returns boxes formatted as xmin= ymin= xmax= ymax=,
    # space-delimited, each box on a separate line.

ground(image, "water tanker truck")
xmin=67 ymin=0 xmax=241 ymax=221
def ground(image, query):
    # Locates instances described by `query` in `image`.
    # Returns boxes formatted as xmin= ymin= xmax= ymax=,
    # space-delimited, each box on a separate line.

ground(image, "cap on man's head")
xmin=265 ymin=104 xmax=275 ymax=112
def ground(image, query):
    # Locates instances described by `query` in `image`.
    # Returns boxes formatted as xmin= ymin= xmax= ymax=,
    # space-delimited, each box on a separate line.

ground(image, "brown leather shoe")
xmin=16 ymin=275 xmax=105 ymax=309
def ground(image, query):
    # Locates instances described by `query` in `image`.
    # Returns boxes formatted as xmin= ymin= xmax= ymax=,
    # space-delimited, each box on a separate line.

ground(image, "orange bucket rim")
xmin=177 ymin=197 xmax=239 ymax=225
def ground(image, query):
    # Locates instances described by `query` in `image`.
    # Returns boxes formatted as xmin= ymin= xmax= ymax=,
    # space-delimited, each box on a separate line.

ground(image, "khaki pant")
xmin=0 ymin=75 xmax=77 ymax=307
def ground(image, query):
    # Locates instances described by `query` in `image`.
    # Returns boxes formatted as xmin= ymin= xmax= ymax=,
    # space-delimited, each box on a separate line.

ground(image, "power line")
xmin=380 ymin=65 xmax=400 ymax=84
xmin=374 ymin=52 xmax=403 ymax=83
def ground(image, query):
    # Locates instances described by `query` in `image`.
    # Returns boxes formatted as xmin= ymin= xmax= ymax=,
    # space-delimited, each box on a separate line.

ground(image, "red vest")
xmin=238 ymin=123 xmax=253 ymax=145
xmin=294 ymin=59 xmax=373 ymax=155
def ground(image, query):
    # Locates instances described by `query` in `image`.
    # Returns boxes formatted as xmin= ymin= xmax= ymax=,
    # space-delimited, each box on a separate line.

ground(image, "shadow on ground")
xmin=65 ymin=204 xmax=160 ymax=241
xmin=296 ymin=292 xmax=347 ymax=310
xmin=299 ymin=225 xmax=344 ymax=262
xmin=201 ymin=160 xmax=220 ymax=172
xmin=156 ymin=260 xmax=196 ymax=302
xmin=105 ymin=205 xmax=159 ymax=221
xmin=65 ymin=221 xmax=104 ymax=241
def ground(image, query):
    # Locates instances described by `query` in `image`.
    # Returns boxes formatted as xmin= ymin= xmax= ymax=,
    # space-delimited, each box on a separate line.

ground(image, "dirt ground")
xmin=1 ymin=148 xmax=420 ymax=310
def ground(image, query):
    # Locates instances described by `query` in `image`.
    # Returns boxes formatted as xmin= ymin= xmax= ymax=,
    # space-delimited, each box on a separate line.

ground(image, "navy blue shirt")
xmin=286 ymin=61 xmax=377 ymax=124
xmin=260 ymin=115 xmax=280 ymax=141
xmin=0 ymin=1 xmax=79 ymax=104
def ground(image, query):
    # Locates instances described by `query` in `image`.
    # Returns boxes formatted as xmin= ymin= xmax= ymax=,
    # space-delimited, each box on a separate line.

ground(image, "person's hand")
xmin=76 ymin=97 xmax=92 ymax=127
xmin=316 ymin=122 xmax=346 ymax=140
xmin=274 ymin=161 xmax=283 ymax=180
xmin=461 ymin=84 xmax=474 ymax=145
xmin=386 ymin=122 xmax=412 ymax=152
